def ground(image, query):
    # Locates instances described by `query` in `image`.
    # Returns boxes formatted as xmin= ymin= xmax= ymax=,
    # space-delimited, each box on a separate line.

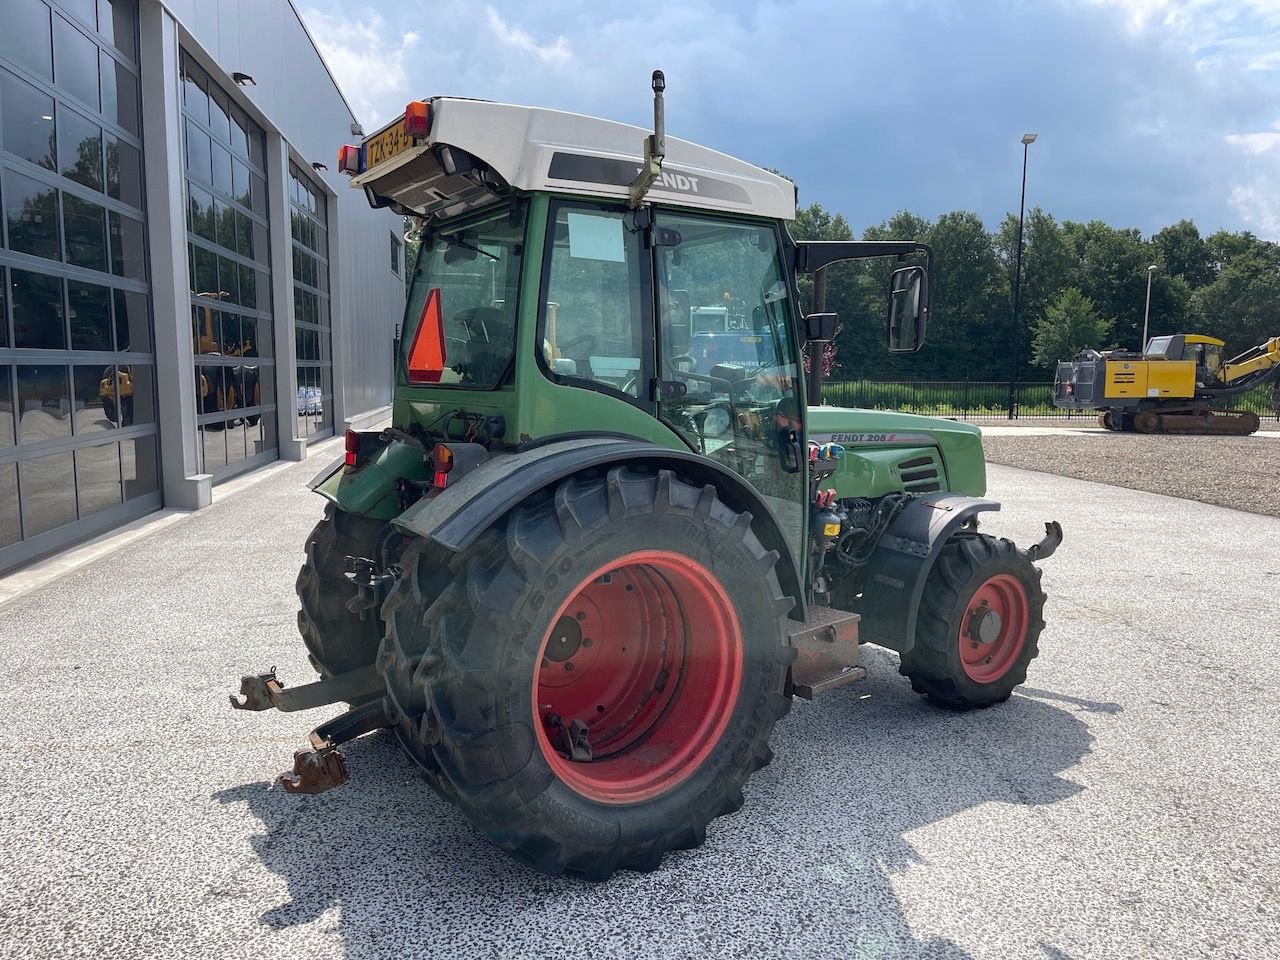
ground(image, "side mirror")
xmin=886 ymin=266 xmax=929 ymax=353
xmin=804 ymin=312 xmax=838 ymax=342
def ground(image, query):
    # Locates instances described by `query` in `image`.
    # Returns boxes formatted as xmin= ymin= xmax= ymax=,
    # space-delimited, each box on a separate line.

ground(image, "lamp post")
xmin=1141 ymin=264 xmax=1158 ymax=352
xmin=1007 ymin=132 xmax=1037 ymax=419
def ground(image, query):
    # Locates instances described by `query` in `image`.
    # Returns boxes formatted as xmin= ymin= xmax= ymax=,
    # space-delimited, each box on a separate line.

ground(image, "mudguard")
xmin=855 ymin=494 xmax=1000 ymax=653
xmin=391 ymin=437 xmax=807 ymax=619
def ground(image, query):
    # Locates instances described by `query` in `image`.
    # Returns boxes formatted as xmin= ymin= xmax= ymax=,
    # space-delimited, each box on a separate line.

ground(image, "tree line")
xmin=790 ymin=203 xmax=1280 ymax=381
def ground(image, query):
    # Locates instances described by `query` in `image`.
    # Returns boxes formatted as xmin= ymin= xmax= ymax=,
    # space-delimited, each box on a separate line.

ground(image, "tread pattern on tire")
xmin=898 ymin=534 xmax=1046 ymax=710
xmin=295 ymin=504 xmax=388 ymax=678
xmin=377 ymin=466 xmax=795 ymax=880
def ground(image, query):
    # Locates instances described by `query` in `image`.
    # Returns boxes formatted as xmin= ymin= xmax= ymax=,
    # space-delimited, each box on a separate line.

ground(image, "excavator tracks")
xmin=1130 ymin=408 xmax=1260 ymax=436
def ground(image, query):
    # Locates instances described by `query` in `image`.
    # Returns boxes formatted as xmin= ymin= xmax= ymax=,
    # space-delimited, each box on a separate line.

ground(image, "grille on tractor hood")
xmin=898 ymin=454 xmax=942 ymax=493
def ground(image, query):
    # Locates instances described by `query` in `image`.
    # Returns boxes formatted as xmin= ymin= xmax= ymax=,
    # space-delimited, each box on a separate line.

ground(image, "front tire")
xmin=379 ymin=467 xmax=794 ymax=880
xmin=898 ymin=534 xmax=1045 ymax=709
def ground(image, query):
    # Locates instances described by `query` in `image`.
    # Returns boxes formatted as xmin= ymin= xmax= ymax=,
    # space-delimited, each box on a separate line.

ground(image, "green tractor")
xmin=231 ymin=75 xmax=1062 ymax=880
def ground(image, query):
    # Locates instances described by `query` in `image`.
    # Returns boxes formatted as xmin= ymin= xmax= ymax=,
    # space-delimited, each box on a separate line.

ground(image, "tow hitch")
xmin=1027 ymin=521 xmax=1064 ymax=561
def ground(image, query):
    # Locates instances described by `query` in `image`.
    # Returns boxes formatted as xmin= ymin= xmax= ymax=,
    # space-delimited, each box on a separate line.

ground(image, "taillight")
xmin=344 ymin=429 xmax=360 ymax=467
xmin=432 ymin=444 xmax=454 ymax=488
xmin=337 ymin=144 xmax=361 ymax=175
xmin=407 ymin=288 xmax=445 ymax=383
xmin=404 ymin=100 xmax=430 ymax=138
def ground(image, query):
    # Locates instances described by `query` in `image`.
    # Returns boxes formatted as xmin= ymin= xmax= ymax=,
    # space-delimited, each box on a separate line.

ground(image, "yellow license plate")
xmin=364 ymin=121 xmax=415 ymax=168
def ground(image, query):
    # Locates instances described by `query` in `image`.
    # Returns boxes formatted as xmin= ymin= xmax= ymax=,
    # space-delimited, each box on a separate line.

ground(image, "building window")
xmin=391 ymin=231 xmax=401 ymax=277
xmin=289 ymin=163 xmax=332 ymax=442
xmin=180 ymin=50 xmax=276 ymax=479
xmin=0 ymin=0 xmax=158 ymax=570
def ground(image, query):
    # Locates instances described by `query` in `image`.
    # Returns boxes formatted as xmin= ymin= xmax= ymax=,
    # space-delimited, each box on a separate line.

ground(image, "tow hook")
xmin=1027 ymin=521 xmax=1064 ymax=561
xmin=280 ymin=699 xmax=393 ymax=795
xmin=344 ymin=556 xmax=398 ymax=620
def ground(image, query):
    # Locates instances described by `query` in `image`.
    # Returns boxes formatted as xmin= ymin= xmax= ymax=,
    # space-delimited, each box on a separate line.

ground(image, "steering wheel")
xmin=557 ymin=334 xmax=598 ymax=358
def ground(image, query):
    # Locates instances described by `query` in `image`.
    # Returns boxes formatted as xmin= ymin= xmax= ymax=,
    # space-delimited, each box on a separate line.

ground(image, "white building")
xmin=0 ymin=0 xmax=406 ymax=572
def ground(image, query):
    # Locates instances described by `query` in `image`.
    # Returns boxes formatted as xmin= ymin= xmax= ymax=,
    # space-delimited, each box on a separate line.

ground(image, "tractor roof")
xmin=350 ymin=97 xmax=797 ymax=223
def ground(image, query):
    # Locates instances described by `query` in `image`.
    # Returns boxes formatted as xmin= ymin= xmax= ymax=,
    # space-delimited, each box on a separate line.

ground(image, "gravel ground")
xmin=982 ymin=432 xmax=1280 ymax=517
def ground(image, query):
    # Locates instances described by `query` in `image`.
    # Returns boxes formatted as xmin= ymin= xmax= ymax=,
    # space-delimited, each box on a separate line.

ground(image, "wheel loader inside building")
xmin=1053 ymin=333 xmax=1280 ymax=434
xmin=229 ymin=75 xmax=1063 ymax=880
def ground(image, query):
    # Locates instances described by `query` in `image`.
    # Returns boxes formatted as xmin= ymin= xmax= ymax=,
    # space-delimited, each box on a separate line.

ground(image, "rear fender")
xmin=309 ymin=434 xmax=429 ymax=520
xmin=856 ymin=495 xmax=1000 ymax=653
xmin=391 ymin=438 xmax=806 ymax=619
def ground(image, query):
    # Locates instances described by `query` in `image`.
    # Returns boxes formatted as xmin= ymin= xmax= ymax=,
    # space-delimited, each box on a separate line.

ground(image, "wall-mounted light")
xmin=232 ymin=72 xmax=255 ymax=86
xmin=311 ymin=162 xmax=328 ymax=172
xmin=350 ymin=122 xmax=364 ymax=136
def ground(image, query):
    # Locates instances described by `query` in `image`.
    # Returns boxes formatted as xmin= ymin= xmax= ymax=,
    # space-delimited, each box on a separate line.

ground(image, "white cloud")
xmin=1230 ymin=178 xmax=1280 ymax=237
xmin=1225 ymin=131 xmax=1280 ymax=155
xmin=300 ymin=8 xmax=419 ymax=127
xmin=484 ymin=8 xmax=571 ymax=64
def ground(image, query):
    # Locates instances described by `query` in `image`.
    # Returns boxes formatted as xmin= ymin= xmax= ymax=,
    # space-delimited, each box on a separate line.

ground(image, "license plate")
xmin=364 ymin=120 xmax=415 ymax=168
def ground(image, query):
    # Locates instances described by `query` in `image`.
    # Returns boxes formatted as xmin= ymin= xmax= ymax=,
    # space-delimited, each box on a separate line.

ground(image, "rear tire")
xmin=379 ymin=467 xmax=794 ymax=880
xmin=899 ymin=534 xmax=1045 ymax=709
xmin=296 ymin=504 xmax=390 ymax=678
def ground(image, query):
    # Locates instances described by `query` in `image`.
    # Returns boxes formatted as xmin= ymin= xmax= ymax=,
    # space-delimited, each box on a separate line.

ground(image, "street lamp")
xmin=1141 ymin=264 xmax=1158 ymax=353
xmin=1008 ymin=132 xmax=1038 ymax=419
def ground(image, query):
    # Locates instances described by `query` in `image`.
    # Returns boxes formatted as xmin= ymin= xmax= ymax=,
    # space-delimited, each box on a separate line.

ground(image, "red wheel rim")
xmin=957 ymin=574 xmax=1029 ymax=683
xmin=532 ymin=550 xmax=744 ymax=805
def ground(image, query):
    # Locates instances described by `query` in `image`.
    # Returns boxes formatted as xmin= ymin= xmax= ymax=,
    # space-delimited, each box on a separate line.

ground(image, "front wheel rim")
xmin=958 ymin=573 xmax=1029 ymax=683
xmin=532 ymin=550 xmax=744 ymax=804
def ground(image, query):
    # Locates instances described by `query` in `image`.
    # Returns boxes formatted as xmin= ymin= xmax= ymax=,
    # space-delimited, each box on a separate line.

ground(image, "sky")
xmin=296 ymin=0 xmax=1280 ymax=240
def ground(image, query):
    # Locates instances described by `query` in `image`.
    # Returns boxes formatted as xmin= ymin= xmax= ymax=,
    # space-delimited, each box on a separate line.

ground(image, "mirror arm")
xmin=794 ymin=240 xmax=935 ymax=278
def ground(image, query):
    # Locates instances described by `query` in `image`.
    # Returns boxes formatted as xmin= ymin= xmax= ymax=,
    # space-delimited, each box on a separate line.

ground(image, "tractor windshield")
xmin=401 ymin=204 xmax=526 ymax=388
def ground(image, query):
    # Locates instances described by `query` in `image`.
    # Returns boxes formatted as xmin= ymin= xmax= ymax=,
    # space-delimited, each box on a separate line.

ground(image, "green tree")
xmin=1030 ymin=287 xmax=1112 ymax=368
xmin=1154 ymin=220 xmax=1214 ymax=288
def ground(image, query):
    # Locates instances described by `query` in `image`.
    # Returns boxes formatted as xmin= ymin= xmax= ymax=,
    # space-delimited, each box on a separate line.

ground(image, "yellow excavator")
xmin=1054 ymin=333 xmax=1280 ymax=434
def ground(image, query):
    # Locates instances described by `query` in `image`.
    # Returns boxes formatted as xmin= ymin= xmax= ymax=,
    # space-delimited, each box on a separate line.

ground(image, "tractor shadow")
xmin=217 ymin=649 xmax=1100 ymax=959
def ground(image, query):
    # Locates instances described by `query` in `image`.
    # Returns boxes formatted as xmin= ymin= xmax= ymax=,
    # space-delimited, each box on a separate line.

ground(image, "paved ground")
xmin=2 ymin=451 xmax=1278 ymax=959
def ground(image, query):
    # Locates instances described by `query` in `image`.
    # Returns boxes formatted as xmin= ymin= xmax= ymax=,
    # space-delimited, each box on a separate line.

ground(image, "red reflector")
xmin=404 ymin=100 xmax=430 ymax=138
xmin=337 ymin=144 xmax=361 ymax=175
xmin=344 ymin=429 xmax=360 ymax=467
xmin=407 ymin=288 xmax=446 ymax=383
xmin=433 ymin=470 xmax=449 ymax=489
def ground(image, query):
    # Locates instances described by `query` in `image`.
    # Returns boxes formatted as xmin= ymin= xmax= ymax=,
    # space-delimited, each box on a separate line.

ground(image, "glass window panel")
xmin=62 ymin=0 xmax=97 ymax=29
xmin=184 ymin=119 xmax=210 ymax=184
xmin=181 ymin=55 xmax=208 ymax=124
xmin=211 ymin=142 xmax=232 ymax=197
xmin=68 ymin=280 xmax=111 ymax=349
xmin=208 ymin=85 xmax=231 ymax=144
xmin=254 ymin=318 xmax=272 ymax=358
xmin=18 ymin=364 xmax=71 ymax=442
xmin=259 ymin=366 xmax=274 ymax=402
xmin=11 ymin=269 xmax=64 ymax=349
xmin=225 ymin=418 xmax=247 ymax=465
xmin=76 ymin=442 xmax=122 ymax=518
xmin=98 ymin=0 xmax=137 ymax=61
xmin=192 ymin=302 xmax=219 ymax=355
xmin=235 ymin=211 xmax=252 ymax=259
xmin=99 ymin=54 xmax=139 ymax=135
xmin=232 ymin=159 xmax=250 ymax=208
xmin=0 ymin=266 xmax=8 ymax=349
xmin=200 ymin=423 xmax=226 ymax=470
xmin=214 ymin=198 xmax=235 ymax=251
xmin=72 ymin=363 xmax=111 ymax=433
xmin=220 ymin=311 xmax=241 ymax=352
xmin=1 ymin=69 xmax=56 ymax=170
xmin=105 ymin=133 xmax=142 ymax=206
xmin=240 ymin=315 xmax=258 ymax=356
xmin=239 ymin=264 xmax=255 ymax=309
xmin=192 ymin=245 xmax=217 ymax=295
xmin=124 ymin=364 xmax=154 ymax=424
xmin=247 ymin=121 xmax=264 ymax=169
xmin=5 ymin=170 xmax=61 ymax=261
xmin=20 ymin=451 xmax=76 ymax=536
xmin=108 ymin=210 xmax=144 ymax=280
xmin=250 ymin=172 xmax=266 ymax=217
xmin=252 ymin=221 xmax=269 ymax=265
xmin=112 ymin=289 xmax=148 ymax=353
xmin=1 ymin=0 xmax=54 ymax=83
xmin=64 ymin=193 xmax=108 ymax=271
xmin=188 ymin=183 xmax=214 ymax=241
xmin=0 ymin=367 xmax=14 ymax=446
xmin=218 ymin=256 xmax=239 ymax=304
xmin=54 ymin=15 xmax=100 ymax=110
xmin=121 ymin=433 xmax=156 ymax=499
xmin=58 ymin=106 xmax=102 ymax=191
xmin=0 ymin=463 xmax=18 ymax=547
xmin=229 ymin=105 xmax=249 ymax=158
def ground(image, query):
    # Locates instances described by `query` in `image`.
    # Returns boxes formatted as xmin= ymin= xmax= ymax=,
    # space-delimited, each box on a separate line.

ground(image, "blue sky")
xmin=298 ymin=0 xmax=1280 ymax=240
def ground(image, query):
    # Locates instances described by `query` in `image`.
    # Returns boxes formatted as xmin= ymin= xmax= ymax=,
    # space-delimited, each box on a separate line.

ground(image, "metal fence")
xmin=820 ymin=379 xmax=1280 ymax=422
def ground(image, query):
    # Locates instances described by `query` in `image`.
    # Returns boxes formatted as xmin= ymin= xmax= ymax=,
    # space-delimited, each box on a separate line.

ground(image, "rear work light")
xmin=404 ymin=100 xmax=431 ymax=138
xmin=344 ymin=429 xmax=360 ymax=468
xmin=337 ymin=144 xmax=362 ymax=176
